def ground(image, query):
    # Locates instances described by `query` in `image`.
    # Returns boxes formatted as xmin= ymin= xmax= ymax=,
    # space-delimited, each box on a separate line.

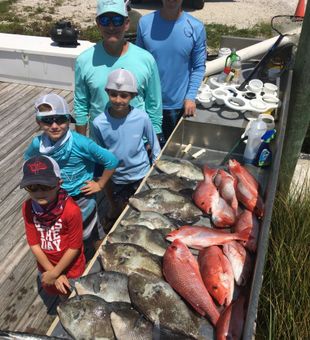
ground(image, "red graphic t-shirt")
xmin=22 ymin=197 xmax=85 ymax=279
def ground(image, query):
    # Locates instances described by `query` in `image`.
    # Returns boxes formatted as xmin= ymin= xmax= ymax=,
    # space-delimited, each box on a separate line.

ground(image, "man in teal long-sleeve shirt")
xmin=74 ymin=0 xmax=163 ymax=140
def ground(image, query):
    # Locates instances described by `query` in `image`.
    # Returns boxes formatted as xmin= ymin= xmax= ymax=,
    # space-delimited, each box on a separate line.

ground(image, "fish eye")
xmin=119 ymin=256 xmax=127 ymax=264
xmin=73 ymin=310 xmax=81 ymax=320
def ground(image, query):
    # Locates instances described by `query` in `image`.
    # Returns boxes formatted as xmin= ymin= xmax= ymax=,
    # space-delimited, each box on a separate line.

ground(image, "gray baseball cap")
xmin=34 ymin=93 xmax=76 ymax=123
xmin=105 ymin=68 xmax=138 ymax=94
xmin=20 ymin=155 xmax=61 ymax=188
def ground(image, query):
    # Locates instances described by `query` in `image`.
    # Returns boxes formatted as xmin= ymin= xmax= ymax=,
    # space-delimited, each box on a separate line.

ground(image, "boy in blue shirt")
xmin=93 ymin=68 xmax=161 ymax=220
xmin=24 ymin=93 xmax=118 ymax=260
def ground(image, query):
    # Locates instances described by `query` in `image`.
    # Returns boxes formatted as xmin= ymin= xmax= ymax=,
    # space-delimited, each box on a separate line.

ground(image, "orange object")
xmin=294 ymin=0 xmax=305 ymax=18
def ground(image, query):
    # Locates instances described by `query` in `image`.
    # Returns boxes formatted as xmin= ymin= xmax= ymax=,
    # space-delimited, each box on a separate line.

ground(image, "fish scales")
xmin=100 ymin=243 xmax=163 ymax=278
xmin=216 ymin=295 xmax=246 ymax=340
xmin=128 ymin=273 xmax=215 ymax=340
xmin=146 ymin=173 xmax=196 ymax=191
xmin=234 ymin=209 xmax=259 ymax=252
xmin=166 ymin=225 xmax=249 ymax=250
xmin=198 ymin=246 xmax=234 ymax=306
xmin=74 ymin=271 xmax=130 ymax=303
xmin=110 ymin=309 xmax=153 ymax=340
xmin=121 ymin=211 xmax=175 ymax=231
xmin=129 ymin=189 xmax=202 ymax=223
xmin=156 ymin=158 xmax=204 ymax=181
xmin=0 ymin=331 xmax=65 ymax=340
xmin=107 ymin=224 xmax=168 ymax=256
xmin=222 ymin=241 xmax=253 ymax=286
xmin=163 ymin=240 xmax=220 ymax=326
xmin=57 ymin=294 xmax=132 ymax=340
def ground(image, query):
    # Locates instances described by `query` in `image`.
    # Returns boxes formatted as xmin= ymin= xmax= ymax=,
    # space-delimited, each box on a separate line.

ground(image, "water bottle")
xmin=218 ymin=47 xmax=231 ymax=58
xmin=230 ymin=50 xmax=243 ymax=85
xmin=243 ymin=119 xmax=267 ymax=164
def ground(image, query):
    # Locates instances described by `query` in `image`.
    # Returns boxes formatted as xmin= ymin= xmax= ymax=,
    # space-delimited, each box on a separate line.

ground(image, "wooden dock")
xmin=0 ymin=82 xmax=73 ymax=335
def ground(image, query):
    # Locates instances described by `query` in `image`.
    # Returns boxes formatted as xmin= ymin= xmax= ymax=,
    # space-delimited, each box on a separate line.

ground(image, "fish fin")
xmin=238 ymin=229 xmax=251 ymax=242
xmin=254 ymin=195 xmax=264 ymax=218
xmin=179 ymin=188 xmax=194 ymax=197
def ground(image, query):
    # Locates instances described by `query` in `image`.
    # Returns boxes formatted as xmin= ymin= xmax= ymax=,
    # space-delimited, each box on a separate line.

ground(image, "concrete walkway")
xmin=291 ymin=154 xmax=310 ymax=191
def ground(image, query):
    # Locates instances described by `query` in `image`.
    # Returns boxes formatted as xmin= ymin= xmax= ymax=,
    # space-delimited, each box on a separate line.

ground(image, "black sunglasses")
xmin=98 ymin=15 xmax=125 ymax=27
xmin=25 ymin=184 xmax=57 ymax=192
xmin=38 ymin=115 xmax=69 ymax=125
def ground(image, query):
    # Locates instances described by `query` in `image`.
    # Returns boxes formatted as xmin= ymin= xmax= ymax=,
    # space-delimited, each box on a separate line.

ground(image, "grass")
xmin=0 ymin=0 xmax=16 ymax=14
xmin=207 ymin=22 xmax=272 ymax=49
xmin=256 ymin=183 xmax=310 ymax=339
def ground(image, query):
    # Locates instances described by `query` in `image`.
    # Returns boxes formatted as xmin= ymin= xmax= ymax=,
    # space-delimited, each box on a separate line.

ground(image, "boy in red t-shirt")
xmin=20 ymin=155 xmax=85 ymax=296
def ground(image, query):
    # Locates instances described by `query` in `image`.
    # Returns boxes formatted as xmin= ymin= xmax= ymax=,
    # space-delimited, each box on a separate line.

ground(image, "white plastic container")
xmin=243 ymin=119 xmax=267 ymax=164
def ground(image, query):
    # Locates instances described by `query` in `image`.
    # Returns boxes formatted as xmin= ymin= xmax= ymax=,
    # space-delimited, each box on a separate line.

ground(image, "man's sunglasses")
xmin=38 ymin=115 xmax=69 ymax=125
xmin=98 ymin=15 xmax=125 ymax=27
xmin=25 ymin=184 xmax=57 ymax=192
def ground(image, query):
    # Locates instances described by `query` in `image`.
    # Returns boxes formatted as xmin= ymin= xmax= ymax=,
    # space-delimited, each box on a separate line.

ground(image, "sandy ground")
xmin=11 ymin=0 xmax=300 ymax=29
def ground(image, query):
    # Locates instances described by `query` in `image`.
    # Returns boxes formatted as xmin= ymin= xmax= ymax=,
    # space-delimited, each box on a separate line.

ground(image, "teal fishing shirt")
xmin=24 ymin=130 xmax=118 ymax=196
xmin=74 ymin=42 xmax=163 ymax=136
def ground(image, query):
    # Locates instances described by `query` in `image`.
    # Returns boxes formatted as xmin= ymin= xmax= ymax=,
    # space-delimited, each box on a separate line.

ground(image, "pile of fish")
xmin=56 ymin=157 xmax=264 ymax=339
xmin=160 ymin=158 xmax=263 ymax=337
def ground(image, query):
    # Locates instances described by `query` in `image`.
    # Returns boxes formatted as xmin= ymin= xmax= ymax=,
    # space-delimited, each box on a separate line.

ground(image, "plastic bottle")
xmin=218 ymin=47 xmax=232 ymax=59
xmin=217 ymin=50 xmax=233 ymax=83
xmin=243 ymin=119 xmax=267 ymax=164
xmin=230 ymin=50 xmax=243 ymax=85
xmin=254 ymin=129 xmax=276 ymax=167
xmin=217 ymin=66 xmax=231 ymax=83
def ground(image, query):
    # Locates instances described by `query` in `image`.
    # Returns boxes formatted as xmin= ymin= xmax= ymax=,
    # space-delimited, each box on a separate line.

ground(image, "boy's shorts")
xmin=72 ymin=193 xmax=105 ymax=261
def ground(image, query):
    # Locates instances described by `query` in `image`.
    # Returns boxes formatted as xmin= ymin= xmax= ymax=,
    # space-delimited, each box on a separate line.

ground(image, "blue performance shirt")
xmin=136 ymin=11 xmax=207 ymax=110
xmin=74 ymin=42 xmax=163 ymax=136
xmin=92 ymin=107 xmax=161 ymax=185
xmin=24 ymin=130 xmax=118 ymax=196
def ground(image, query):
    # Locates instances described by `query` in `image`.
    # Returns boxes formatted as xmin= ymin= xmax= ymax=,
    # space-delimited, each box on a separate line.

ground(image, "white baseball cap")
xmin=34 ymin=93 xmax=76 ymax=123
xmin=105 ymin=68 xmax=138 ymax=94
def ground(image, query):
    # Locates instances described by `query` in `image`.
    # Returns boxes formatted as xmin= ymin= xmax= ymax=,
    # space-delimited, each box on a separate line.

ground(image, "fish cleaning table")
xmin=47 ymin=59 xmax=292 ymax=339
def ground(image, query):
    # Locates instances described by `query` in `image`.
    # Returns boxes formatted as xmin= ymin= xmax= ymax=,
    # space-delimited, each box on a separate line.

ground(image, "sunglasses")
xmin=38 ymin=115 xmax=69 ymax=125
xmin=108 ymin=90 xmax=131 ymax=99
xmin=25 ymin=184 xmax=57 ymax=192
xmin=98 ymin=15 xmax=125 ymax=27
